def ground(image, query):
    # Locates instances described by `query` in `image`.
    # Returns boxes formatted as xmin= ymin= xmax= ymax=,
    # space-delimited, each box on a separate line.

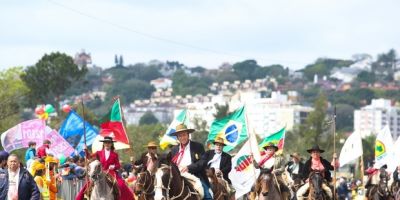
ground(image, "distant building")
xmin=330 ymin=67 xmax=363 ymax=83
xmin=354 ymin=98 xmax=400 ymax=139
xmin=74 ymin=49 xmax=92 ymax=67
xmin=150 ymin=78 xmax=172 ymax=90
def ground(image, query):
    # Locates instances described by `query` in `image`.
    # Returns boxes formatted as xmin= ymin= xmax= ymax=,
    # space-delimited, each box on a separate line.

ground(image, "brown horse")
xmin=390 ymin=180 xmax=400 ymax=199
xmin=255 ymin=171 xmax=289 ymax=200
xmin=307 ymin=171 xmax=329 ymax=200
xmin=154 ymin=164 xmax=202 ymax=200
xmin=135 ymin=169 xmax=155 ymax=200
xmin=366 ymin=171 xmax=393 ymax=200
xmin=205 ymin=168 xmax=230 ymax=200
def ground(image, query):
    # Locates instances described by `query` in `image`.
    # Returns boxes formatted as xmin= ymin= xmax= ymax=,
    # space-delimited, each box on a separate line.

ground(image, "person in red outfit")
xmin=76 ymin=136 xmax=134 ymax=200
xmin=37 ymin=139 xmax=51 ymax=158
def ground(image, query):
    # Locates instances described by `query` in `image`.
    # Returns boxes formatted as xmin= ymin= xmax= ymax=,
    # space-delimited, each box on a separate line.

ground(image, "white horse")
xmin=87 ymin=160 xmax=119 ymax=200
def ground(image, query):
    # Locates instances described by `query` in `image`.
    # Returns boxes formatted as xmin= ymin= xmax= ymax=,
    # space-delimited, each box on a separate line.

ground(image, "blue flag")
xmin=59 ymin=111 xmax=99 ymax=155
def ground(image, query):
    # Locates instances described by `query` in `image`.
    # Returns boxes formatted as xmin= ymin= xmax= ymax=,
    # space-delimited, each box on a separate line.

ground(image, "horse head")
xmin=135 ymin=169 xmax=154 ymax=197
xmin=309 ymin=171 xmax=325 ymax=198
xmin=377 ymin=174 xmax=391 ymax=198
xmin=155 ymin=164 xmax=172 ymax=200
xmin=88 ymin=160 xmax=102 ymax=181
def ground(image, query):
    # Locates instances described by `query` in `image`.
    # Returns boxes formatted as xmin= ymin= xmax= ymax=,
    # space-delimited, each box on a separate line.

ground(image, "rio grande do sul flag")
xmin=99 ymin=98 xmax=129 ymax=144
xmin=207 ymin=106 xmax=248 ymax=152
xmin=159 ymin=109 xmax=188 ymax=150
xmin=228 ymin=139 xmax=260 ymax=199
xmin=374 ymin=125 xmax=394 ymax=168
xmin=258 ymin=126 xmax=286 ymax=155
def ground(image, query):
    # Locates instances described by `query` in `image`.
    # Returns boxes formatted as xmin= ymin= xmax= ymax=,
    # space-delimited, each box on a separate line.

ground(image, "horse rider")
xmin=201 ymin=137 xmax=234 ymax=194
xmin=167 ymin=123 xmax=212 ymax=200
xmin=393 ymin=164 xmax=400 ymax=183
xmin=296 ymin=145 xmax=335 ymax=200
xmin=286 ymin=152 xmax=305 ymax=182
xmin=286 ymin=152 xmax=305 ymax=199
xmin=134 ymin=141 xmax=162 ymax=174
xmin=365 ymin=164 xmax=388 ymax=196
xmin=76 ymin=136 xmax=135 ymax=200
xmin=253 ymin=142 xmax=289 ymax=197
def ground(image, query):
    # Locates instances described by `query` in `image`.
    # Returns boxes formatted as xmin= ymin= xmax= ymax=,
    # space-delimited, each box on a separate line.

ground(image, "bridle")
xmin=155 ymin=165 xmax=199 ymax=200
xmin=136 ymin=171 xmax=155 ymax=198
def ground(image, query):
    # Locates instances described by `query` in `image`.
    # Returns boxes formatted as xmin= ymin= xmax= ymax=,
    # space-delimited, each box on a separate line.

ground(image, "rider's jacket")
xmin=254 ymin=154 xmax=286 ymax=175
xmin=393 ymin=167 xmax=400 ymax=182
xmin=301 ymin=157 xmax=334 ymax=182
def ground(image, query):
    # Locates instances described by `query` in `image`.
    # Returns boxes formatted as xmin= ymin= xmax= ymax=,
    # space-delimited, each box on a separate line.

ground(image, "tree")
xmin=139 ymin=111 xmax=159 ymax=125
xmin=335 ymin=104 xmax=355 ymax=131
xmin=119 ymin=55 xmax=124 ymax=67
xmin=302 ymin=58 xmax=354 ymax=81
xmin=192 ymin=117 xmax=209 ymax=148
xmin=21 ymin=52 xmax=87 ymax=108
xmin=213 ymin=103 xmax=230 ymax=120
xmin=232 ymin=60 xmax=261 ymax=81
xmin=362 ymin=135 xmax=376 ymax=167
xmin=114 ymin=55 xmax=119 ymax=66
xmin=106 ymin=79 xmax=155 ymax=103
xmin=0 ymin=67 xmax=29 ymax=134
xmin=172 ymin=70 xmax=210 ymax=96
xmin=356 ymin=71 xmax=376 ymax=84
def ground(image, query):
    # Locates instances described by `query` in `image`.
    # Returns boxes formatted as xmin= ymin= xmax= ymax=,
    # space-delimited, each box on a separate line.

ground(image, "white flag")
xmin=339 ymin=132 xmax=363 ymax=167
xmin=387 ymin=137 xmax=400 ymax=172
xmin=374 ymin=125 xmax=394 ymax=168
xmin=228 ymin=139 xmax=260 ymax=199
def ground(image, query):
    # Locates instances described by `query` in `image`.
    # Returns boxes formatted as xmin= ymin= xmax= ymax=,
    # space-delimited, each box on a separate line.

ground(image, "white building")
xmin=354 ymin=99 xmax=400 ymax=139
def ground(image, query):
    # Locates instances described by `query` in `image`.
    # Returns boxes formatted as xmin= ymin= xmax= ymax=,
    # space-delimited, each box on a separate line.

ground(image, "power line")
xmin=46 ymin=0 xmax=305 ymax=66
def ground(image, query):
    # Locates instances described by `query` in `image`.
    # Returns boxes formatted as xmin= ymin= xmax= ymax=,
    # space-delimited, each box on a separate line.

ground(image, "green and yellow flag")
xmin=207 ymin=106 xmax=248 ymax=152
xmin=258 ymin=127 xmax=286 ymax=155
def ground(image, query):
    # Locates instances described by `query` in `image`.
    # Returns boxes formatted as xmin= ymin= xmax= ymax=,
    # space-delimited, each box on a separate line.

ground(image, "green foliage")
xmin=106 ymin=79 xmax=155 ymax=103
xmin=139 ymin=111 xmax=159 ymax=125
xmin=213 ymin=103 xmax=230 ymax=120
xmin=192 ymin=117 xmax=209 ymax=148
xmin=21 ymin=52 xmax=87 ymax=108
xmin=214 ymin=71 xmax=240 ymax=83
xmin=356 ymin=71 xmax=376 ymax=83
xmin=232 ymin=60 xmax=261 ymax=81
xmin=362 ymin=135 xmax=376 ymax=167
xmin=372 ymin=49 xmax=397 ymax=81
xmin=302 ymin=58 xmax=354 ymax=81
xmin=0 ymin=67 xmax=29 ymax=137
xmin=121 ymin=124 xmax=166 ymax=162
xmin=172 ymin=70 xmax=211 ymax=96
xmin=335 ymin=104 xmax=355 ymax=132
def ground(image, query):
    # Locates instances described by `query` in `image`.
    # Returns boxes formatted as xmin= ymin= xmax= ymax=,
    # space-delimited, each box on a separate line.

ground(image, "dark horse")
xmin=154 ymin=164 xmax=202 ymax=200
xmin=135 ymin=169 xmax=155 ymax=200
xmin=366 ymin=171 xmax=393 ymax=200
xmin=390 ymin=179 xmax=400 ymax=200
xmin=255 ymin=171 xmax=289 ymax=200
xmin=307 ymin=171 xmax=329 ymax=200
xmin=205 ymin=168 xmax=230 ymax=200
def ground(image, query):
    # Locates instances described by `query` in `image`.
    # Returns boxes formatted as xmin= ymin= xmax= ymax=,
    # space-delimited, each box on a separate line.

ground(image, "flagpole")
xmin=333 ymin=105 xmax=337 ymax=199
xmin=243 ymin=105 xmax=259 ymax=194
xmin=117 ymin=97 xmax=135 ymax=164
xmin=81 ymin=98 xmax=90 ymax=197
xmin=360 ymin=156 xmax=365 ymax=185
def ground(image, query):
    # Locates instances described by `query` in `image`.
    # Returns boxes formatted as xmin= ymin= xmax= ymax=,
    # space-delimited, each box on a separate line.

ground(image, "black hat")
xmin=263 ymin=142 xmax=278 ymax=151
xmin=99 ymin=136 xmax=116 ymax=143
xmin=306 ymin=145 xmax=325 ymax=153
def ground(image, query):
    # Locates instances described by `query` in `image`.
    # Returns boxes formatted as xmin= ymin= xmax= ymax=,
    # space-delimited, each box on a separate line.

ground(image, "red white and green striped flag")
xmin=99 ymin=98 xmax=130 ymax=144
xmin=258 ymin=127 xmax=286 ymax=155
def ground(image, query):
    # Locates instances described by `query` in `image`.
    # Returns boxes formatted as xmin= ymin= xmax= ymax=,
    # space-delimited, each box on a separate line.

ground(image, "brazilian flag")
xmin=207 ymin=106 xmax=248 ymax=152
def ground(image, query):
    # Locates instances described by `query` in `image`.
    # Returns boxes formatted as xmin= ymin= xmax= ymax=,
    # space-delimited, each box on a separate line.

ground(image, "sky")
xmin=1 ymin=0 xmax=399 ymax=70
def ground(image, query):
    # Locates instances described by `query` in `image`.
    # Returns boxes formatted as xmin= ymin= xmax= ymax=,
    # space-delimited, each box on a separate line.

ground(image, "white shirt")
xmin=208 ymin=151 xmax=222 ymax=169
xmin=8 ymin=168 xmax=20 ymax=200
xmin=290 ymin=163 xmax=299 ymax=174
xmin=105 ymin=149 xmax=111 ymax=160
xmin=178 ymin=142 xmax=192 ymax=168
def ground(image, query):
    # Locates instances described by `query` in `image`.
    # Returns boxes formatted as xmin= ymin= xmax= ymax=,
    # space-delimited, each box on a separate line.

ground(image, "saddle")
xmin=181 ymin=172 xmax=205 ymax=199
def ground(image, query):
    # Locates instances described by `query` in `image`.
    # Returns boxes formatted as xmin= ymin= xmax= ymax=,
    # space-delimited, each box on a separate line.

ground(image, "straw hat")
xmin=213 ymin=137 xmax=226 ymax=146
xmin=170 ymin=124 xmax=195 ymax=136
xmin=145 ymin=141 xmax=158 ymax=148
xmin=290 ymin=152 xmax=301 ymax=160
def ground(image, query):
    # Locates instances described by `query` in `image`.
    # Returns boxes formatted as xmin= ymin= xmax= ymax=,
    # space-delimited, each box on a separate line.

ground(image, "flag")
xmin=99 ymin=98 xmax=129 ymax=144
xmin=1 ymin=119 xmax=46 ymax=152
xmin=159 ymin=109 xmax=187 ymax=150
xmin=258 ymin=127 xmax=286 ymax=155
xmin=387 ymin=137 xmax=400 ymax=172
xmin=207 ymin=106 xmax=248 ymax=152
xmin=374 ymin=125 xmax=394 ymax=168
xmin=228 ymin=139 xmax=260 ymax=199
xmin=339 ymin=132 xmax=363 ymax=167
xmin=59 ymin=110 xmax=99 ymax=154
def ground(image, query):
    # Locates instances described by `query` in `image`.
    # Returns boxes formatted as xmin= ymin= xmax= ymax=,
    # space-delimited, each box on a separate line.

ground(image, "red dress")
xmin=76 ymin=149 xmax=135 ymax=200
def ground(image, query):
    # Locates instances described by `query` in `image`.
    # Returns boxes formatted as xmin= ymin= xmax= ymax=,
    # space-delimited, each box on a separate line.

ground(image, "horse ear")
xmin=210 ymin=167 xmax=215 ymax=174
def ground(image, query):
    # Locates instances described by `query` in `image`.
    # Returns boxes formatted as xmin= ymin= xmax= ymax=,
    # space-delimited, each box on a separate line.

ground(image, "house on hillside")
xmin=330 ymin=67 xmax=363 ymax=83
xmin=74 ymin=49 xmax=92 ymax=67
